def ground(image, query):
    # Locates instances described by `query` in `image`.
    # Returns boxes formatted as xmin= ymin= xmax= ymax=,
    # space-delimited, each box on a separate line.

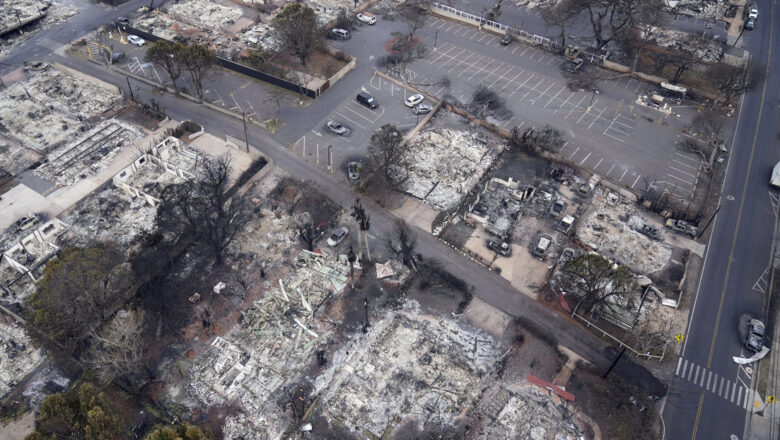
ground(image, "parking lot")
xmin=292 ymin=72 xmax=432 ymax=176
xmin=400 ymin=15 xmax=703 ymax=200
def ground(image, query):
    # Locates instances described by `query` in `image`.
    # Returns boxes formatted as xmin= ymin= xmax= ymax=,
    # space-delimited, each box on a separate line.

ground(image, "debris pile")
xmin=237 ymin=23 xmax=279 ymax=52
xmin=667 ymin=0 xmax=728 ymax=20
xmin=576 ymin=188 xmax=671 ymax=274
xmin=186 ymin=250 xmax=348 ymax=437
xmin=466 ymin=177 xmax=526 ymax=237
xmin=397 ymin=129 xmax=496 ymax=211
xmin=165 ymin=0 xmax=243 ymax=31
xmin=482 ymin=385 xmax=583 ymax=439
xmin=0 ymin=63 xmax=120 ymax=157
xmin=315 ymin=305 xmax=500 ymax=437
xmin=0 ymin=0 xmax=49 ymax=33
xmin=34 ymin=119 xmax=141 ymax=186
xmin=646 ymin=28 xmax=723 ymax=63
xmin=131 ymin=14 xmax=188 ymax=41
xmin=0 ymin=318 xmax=44 ymax=399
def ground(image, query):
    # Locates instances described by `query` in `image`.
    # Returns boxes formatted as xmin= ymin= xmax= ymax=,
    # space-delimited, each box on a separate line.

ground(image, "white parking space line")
xmin=335 ymin=111 xmax=367 ymax=130
xmin=435 ymin=20 xmax=448 ymax=29
xmin=632 ymin=175 xmax=641 ymax=188
xmin=544 ymin=87 xmax=565 ymax=108
xmin=668 ymin=165 xmax=698 ymax=178
xmin=580 ymin=152 xmax=592 ymax=165
xmin=457 ymin=54 xmax=489 ymax=77
xmin=587 ymin=108 xmax=606 ymax=129
xmin=594 ymin=158 xmax=603 ymax=170
xmin=674 ymin=151 xmax=699 ymax=163
xmin=568 ymin=146 xmax=580 ymax=160
xmin=672 ymin=159 xmax=699 ymax=170
xmin=447 ymin=51 xmax=477 ymax=73
xmin=620 ymin=168 xmax=628 ymax=182
xmin=559 ymin=140 xmax=570 ymax=153
xmin=443 ymin=23 xmax=457 ymax=32
xmin=546 ymin=56 xmax=557 ymax=65
xmin=510 ymin=74 xmax=536 ymax=97
xmin=468 ymin=61 xmax=501 ymax=82
xmin=463 ymin=29 xmax=477 ymax=38
xmin=477 ymin=33 xmax=489 ymax=42
xmin=453 ymin=25 xmax=468 ymax=35
xmin=519 ymin=46 xmax=530 ymax=56
xmin=342 ymin=105 xmax=382 ymax=123
xmin=666 ymin=173 xmax=694 ymax=187
xmin=512 ymin=46 xmax=519 ymax=54
xmin=488 ymin=67 xmax=513 ymax=89
xmin=498 ymin=70 xmax=524 ymax=93
xmin=603 ymin=131 xmax=626 ymax=143
xmin=432 ymin=45 xmax=458 ymax=63
xmin=607 ymin=164 xmax=615 ymax=175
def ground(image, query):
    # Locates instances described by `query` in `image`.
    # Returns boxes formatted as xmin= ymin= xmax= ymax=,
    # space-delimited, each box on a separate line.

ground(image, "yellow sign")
xmin=767 ymin=396 xmax=776 ymax=404
xmin=674 ymin=334 xmax=684 ymax=343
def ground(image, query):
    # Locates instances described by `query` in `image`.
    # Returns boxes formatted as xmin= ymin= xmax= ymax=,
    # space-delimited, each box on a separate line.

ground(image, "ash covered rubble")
xmin=0 ymin=317 xmax=44 ymax=399
xmin=0 ymin=63 xmax=121 ymax=179
xmin=165 ymin=0 xmax=243 ymax=31
xmin=666 ymin=0 xmax=728 ymax=20
xmin=465 ymin=177 xmax=526 ymax=238
xmin=0 ymin=218 xmax=67 ymax=301
xmin=576 ymin=188 xmax=672 ymax=274
xmin=185 ymin=249 xmax=349 ymax=438
xmin=645 ymin=28 xmax=724 ymax=63
xmin=394 ymin=129 xmax=498 ymax=211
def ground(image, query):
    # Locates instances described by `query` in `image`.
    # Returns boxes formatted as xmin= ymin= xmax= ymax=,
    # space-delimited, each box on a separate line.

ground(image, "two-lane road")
xmin=662 ymin=0 xmax=780 ymax=439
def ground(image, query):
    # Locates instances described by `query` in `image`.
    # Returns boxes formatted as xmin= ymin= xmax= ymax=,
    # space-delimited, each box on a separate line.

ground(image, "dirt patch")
xmin=439 ymin=217 xmax=475 ymax=248
xmin=114 ymin=104 xmax=165 ymax=131
xmin=568 ymin=367 xmax=660 ymax=440
xmin=500 ymin=320 xmax=565 ymax=383
xmin=271 ymin=49 xmax=349 ymax=80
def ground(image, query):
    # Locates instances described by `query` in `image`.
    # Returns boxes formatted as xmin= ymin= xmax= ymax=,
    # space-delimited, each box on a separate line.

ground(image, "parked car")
xmin=11 ymin=215 xmax=38 ymax=234
xmin=550 ymin=199 xmax=566 ymax=217
xmin=127 ymin=35 xmax=145 ymax=46
xmin=745 ymin=18 xmax=755 ymax=30
xmin=327 ymin=120 xmax=348 ymax=135
xmin=331 ymin=28 xmax=350 ymax=39
xmin=111 ymin=51 xmax=126 ymax=63
xmin=664 ymin=219 xmax=698 ymax=237
xmin=412 ymin=103 xmax=433 ymax=115
xmin=405 ymin=94 xmax=424 ymax=107
xmin=562 ymin=58 xmax=583 ymax=73
xmin=748 ymin=7 xmax=758 ymax=20
xmin=357 ymin=12 xmax=376 ymax=24
xmin=500 ymin=34 xmax=512 ymax=45
xmin=327 ymin=226 xmax=349 ymax=246
xmin=745 ymin=318 xmax=765 ymax=352
xmin=356 ymin=91 xmax=378 ymax=109
xmin=487 ymin=240 xmax=512 ymax=257
xmin=531 ymin=234 xmax=553 ymax=257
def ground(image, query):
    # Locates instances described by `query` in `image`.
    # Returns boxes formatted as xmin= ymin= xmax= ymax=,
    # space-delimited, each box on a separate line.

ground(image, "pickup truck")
xmin=771 ymin=161 xmax=780 ymax=188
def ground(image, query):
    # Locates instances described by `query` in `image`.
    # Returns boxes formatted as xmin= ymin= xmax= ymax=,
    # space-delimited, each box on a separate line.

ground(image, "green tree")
xmin=25 ymin=244 xmax=136 ymax=357
xmin=558 ymin=253 xmax=636 ymax=314
xmin=179 ymin=43 xmax=214 ymax=99
xmin=145 ymin=423 xmax=212 ymax=440
xmin=145 ymin=40 xmax=184 ymax=92
xmin=25 ymin=383 xmax=123 ymax=440
xmin=272 ymin=3 xmax=322 ymax=66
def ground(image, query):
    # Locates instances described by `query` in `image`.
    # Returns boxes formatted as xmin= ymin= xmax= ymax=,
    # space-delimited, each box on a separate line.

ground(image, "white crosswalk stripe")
xmin=674 ymin=358 xmax=751 ymax=409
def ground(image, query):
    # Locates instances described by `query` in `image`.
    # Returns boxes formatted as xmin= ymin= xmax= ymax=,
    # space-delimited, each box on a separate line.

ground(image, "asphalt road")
xmin=661 ymin=0 xmax=780 ymax=439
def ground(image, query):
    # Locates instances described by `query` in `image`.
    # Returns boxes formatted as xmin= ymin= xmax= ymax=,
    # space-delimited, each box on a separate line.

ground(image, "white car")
xmin=405 ymin=94 xmax=424 ymax=107
xmin=357 ymin=12 xmax=376 ymax=25
xmin=127 ymin=35 xmax=145 ymax=46
xmin=748 ymin=7 xmax=758 ymax=19
xmin=327 ymin=226 xmax=349 ymax=246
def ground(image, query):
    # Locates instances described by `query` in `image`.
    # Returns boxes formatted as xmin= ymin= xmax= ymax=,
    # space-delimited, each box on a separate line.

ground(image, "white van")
xmin=331 ymin=28 xmax=350 ymax=39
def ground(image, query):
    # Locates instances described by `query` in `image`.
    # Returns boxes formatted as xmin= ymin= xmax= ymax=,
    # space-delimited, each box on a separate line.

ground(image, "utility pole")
xmin=126 ymin=77 xmax=135 ymax=102
xmin=696 ymin=205 xmax=721 ymax=239
xmin=602 ymin=347 xmax=627 ymax=379
xmin=242 ymin=111 xmax=250 ymax=153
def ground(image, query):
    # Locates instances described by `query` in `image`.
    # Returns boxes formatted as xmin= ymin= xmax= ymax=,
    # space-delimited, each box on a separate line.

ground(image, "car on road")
xmin=500 ymin=34 xmax=512 ymax=45
xmin=487 ymin=240 xmax=512 ymax=257
xmin=745 ymin=18 xmax=755 ymax=30
xmin=745 ymin=318 xmax=765 ymax=352
xmin=405 ymin=94 xmax=424 ymax=107
xmin=127 ymin=35 xmax=145 ymax=46
xmin=327 ymin=120 xmax=348 ymax=136
xmin=327 ymin=226 xmax=349 ymax=246
xmin=356 ymin=91 xmax=378 ymax=109
xmin=357 ymin=12 xmax=376 ymax=24
xmin=411 ymin=103 xmax=432 ymax=115
xmin=748 ymin=7 xmax=758 ymax=19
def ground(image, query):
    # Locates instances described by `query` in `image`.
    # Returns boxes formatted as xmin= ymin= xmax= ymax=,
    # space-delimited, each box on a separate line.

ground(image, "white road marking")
xmin=666 ymin=173 xmax=694 ymax=186
xmin=607 ymin=164 xmax=615 ymax=175
xmin=706 ymin=372 xmax=712 ymax=390
xmin=568 ymin=146 xmax=580 ymax=160
xmin=672 ymin=159 xmax=698 ymax=170
xmin=587 ymin=108 xmax=607 ymax=129
xmin=719 ymin=377 xmax=725 ymax=396
xmin=699 ymin=369 xmax=706 ymax=387
xmin=581 ymin=152 xmax=592 ymax=165
xmin=668 ymin=165 xmax=698 ymax=178
xmin=731 ymin=383 xmax=737 ymax=402
xmin=594 ymin=158 xmax=603 ymax=170
xmin=632 ymin=175 xmax=641 ymax=188
xmin=620 ymin=169 xmax=628 ymax=182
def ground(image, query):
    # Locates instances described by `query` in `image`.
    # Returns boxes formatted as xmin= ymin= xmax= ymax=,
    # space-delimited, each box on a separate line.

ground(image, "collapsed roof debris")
xmin=396 ymin=129 xmax=497 ymax=211
xmin=482 ymin=385 xmax=583 ymax=439
xmin=645 ymin=28 xmax=724 ymax=63
xmin=466 ymin=177 xmax=527 ymax=237
xmin=165 ymin=0 xmax=243 ymax=31
xmin=0 ymin=219 xmax=67 ymax=300
xmin=315 ymin=305 xmax=500 ymax=438
xmin=577 ymin=188 xmax=672 ymax=274
xmin=0 ymin=317 xmax=44 ymax=399
xmin=34 ymin=119 xmax=141 ymax=186
xmin=666 ymin=0 xmax=728 ymax=20
xmin=0 ymin=0 xmax=50 ymax=34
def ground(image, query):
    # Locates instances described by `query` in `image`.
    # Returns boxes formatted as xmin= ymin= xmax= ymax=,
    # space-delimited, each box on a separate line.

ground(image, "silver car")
xmin=327 ymin=226 xmax=349 ymax=246
xmin=327 ymin=120 xmax=348 ymax=136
